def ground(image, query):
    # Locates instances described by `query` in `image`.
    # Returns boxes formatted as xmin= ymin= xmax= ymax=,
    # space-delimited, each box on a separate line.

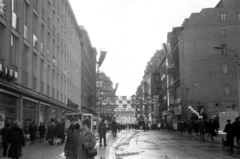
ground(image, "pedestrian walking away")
xmin=76 ymin=119 xmax=97 ymax=159
xmin=29 ymin=121 xmax=37 ymax=144
xmin=64 ymin=117 xmax=81 ymax=159
xmin=224 ymin=119 xmax=235 ymax=153
xmin=111 ymin=118 xmax=117 ymax=137
xmin=38 ymin=122 xmax=46 ymax=143
xmin=47 ymin=120 xmax=56 ymax=145
xmin=98 ymin=119 xmax=107 ymax=147
xmin=1 ymin=123 xmax=11 ymax=157
xmin=7 ymin=120 xmax=25 ymax=159
xmin=56 ymin=122 xmax=65 ymax=145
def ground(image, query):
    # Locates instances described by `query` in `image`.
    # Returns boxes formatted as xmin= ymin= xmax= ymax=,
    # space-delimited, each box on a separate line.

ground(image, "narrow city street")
xmin=115 ymin=130 xmax=240 ymax=159
xmin=0 ymin=131 xmax=126 ymax=159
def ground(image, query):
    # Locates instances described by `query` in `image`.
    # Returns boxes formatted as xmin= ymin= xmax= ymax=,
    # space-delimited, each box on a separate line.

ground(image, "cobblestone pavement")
xmin=0 ymin=130 xmax=126 ymax=159
xmin=115 ymin=130 xmax=240 ymax=159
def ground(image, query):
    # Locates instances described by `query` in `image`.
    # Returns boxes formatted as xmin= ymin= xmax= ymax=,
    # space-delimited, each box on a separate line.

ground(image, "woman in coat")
xmin=7 ymin=120 xmax=25 ymax=159
xmin=77 ymin=119 xmax=96 ymax=159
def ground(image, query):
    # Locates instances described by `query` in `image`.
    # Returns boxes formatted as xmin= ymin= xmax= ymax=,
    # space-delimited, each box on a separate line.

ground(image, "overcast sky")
xmin=69 ymin=0 xmax=220 ymax=98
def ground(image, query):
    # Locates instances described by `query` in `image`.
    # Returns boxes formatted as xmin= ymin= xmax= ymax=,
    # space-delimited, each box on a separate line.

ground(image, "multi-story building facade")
xmin=79 ymin=26 xmax=97 ymax=115
xmin=170 ymin=0 xmax=240 ymax=121
xmin=0 ymin=0 xmax=91 ymax=136
xmin=96 ymin=71 xmax=117 ymax=121
xmin=114 ymin=96 xmax=136 ymax=124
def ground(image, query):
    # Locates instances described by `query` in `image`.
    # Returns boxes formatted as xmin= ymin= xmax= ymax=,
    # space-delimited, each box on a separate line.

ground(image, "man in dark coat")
xmin=56 ymin=122 xmax=65 ymax=145
xmin=7 ymin=120 xmax=25 ymax=159
xmin=232 ymin=117 xmax=240 ymax=145
xmin=98 ymin=119 xmax=107 ymax=147
xmin=47 ymin=121 xmax=56 ymax=145
xmin=29 ymin=122 xmax=37 ymax=144
xmin=224 ymin=119 xmax=235 ymax=152
xmin=38 ymin=122 xmax=46 ymax=142
xmin=1 ymin=123 xmax=11 ymax=157
xmin=112 ymin=119 xmax=117 ymax=137
xmin=64 ymin=117 xmax=81 ymax=159
xmin=208 ymin=119 xmax=216 ymax=141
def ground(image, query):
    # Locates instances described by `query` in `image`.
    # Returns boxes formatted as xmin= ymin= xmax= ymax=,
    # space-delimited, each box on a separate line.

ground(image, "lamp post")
xmin=214 ymin=47 xmax=240 ymax=116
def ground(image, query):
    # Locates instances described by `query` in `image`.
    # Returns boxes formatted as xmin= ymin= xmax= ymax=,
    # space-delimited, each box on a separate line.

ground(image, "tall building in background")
xmin=96 ymin=71 xmax=118 ymax=121
xmin=0 ymin=0 xmax=95 ymax=137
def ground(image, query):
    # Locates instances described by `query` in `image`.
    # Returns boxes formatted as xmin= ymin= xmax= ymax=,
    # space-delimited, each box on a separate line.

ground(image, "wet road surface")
xmin=115 ymin=130 xmax=240 ymax=159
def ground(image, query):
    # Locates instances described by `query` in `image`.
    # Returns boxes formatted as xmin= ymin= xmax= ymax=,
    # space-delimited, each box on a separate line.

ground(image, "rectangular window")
xmin=33 ymin=14 xmax=37 ymax=35
xmin=221 ymin=44 xmax=227 ymax=55
xmin=47 ymin=64 xmax=50 ymax=84
xmin=32 ymin=52 xmax=37 ymax=77
xmin=22 ymin=45 xmax=28 ymax=71
xmin=10 ymin=35 xmax=18 ymax=65
xmin=12 ymin=0 xmax=17 ymax=12
xmin=0 ymin=24 xmax=4 ymax=57
xmin=40 ymin=59 xmax=44 ymax=81
xmin=224 ymin=85 xmax=230 ymax=96
xmin=23 ymin=1 xmax=29 ymax=26
xmin=220 ymin=12 xmax=227 ymax=21
xmin=220 ymin=26 xmax=227 ymax=36
xmin=223 ymin=62 xmax=229 ymax=74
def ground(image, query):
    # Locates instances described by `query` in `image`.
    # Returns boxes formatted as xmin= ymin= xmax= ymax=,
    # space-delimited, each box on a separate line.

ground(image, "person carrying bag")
xmin=76 ymin=119 xmax=97 ymax=159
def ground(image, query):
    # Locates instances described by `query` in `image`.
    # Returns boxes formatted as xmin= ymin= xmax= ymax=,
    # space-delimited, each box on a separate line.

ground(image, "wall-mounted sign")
xmin=0 ymin=63 xmax=18 ymax=80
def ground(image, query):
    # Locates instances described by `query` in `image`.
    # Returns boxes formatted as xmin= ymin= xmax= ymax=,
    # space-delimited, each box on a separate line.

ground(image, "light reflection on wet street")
xmin=115 ymin=130 xmax=240 ymax=159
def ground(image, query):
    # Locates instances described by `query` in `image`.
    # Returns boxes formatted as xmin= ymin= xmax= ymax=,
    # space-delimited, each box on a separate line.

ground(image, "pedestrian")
xmin=223 ymin=119 xmax=234 ymax=153
xmin=38 ymin=122 xmax=46 ymax=142
xmin=7 ymin=120 xmax=25 ymax=159
xmin=232 ymin=117 xmax=240 ymax=145
xmin=193 ymin=120 xmax=199 ymax=136
xmin=47 ymin=120 xmax=56 ymax=145
xmin=111 ymin=119 xmax=117 ymax=137
xmin=1 ymin=123 xmax=11 ymax=157
xmin=98 ymin=119 xmax=107 ymax=147
xmin=56 ymin=122 xmax=65 ymax=145
xmin=76 ymin=119 xmax=96 ymax=159
xmin=198 ymin=119 xmax=205 ymax=140
xmin=64 ymin=117 xmax=81 ymax=159
xmin=29 ymin=121 xmax=37 ymax=144
xmin=208 ymin=119 xmax=216 ymax=141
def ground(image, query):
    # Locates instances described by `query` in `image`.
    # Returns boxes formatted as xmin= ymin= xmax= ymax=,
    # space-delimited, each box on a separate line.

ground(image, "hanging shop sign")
xmin=0 ymin=63 xmax=18 ymax=80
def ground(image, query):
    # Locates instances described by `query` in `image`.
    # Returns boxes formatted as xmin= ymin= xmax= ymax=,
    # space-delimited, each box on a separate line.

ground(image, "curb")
xmin=109 ymin=131 xmax=128 ymax=159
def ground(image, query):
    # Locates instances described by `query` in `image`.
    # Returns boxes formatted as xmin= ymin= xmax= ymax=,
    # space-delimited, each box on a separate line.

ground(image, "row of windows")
xmin=220 ymin=12 xmax=240 ymax=21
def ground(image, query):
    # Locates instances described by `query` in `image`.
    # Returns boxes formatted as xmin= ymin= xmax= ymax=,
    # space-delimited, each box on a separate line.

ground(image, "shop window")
xmin=22 ymin=99 xmax=37 ymax=134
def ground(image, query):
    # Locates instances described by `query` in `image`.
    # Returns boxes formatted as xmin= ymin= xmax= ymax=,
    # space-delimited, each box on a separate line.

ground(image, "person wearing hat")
xmin=64 ymin=116 xmax=81 ymax=159
xmin=76 ymin=119 xmax=96 ymax=159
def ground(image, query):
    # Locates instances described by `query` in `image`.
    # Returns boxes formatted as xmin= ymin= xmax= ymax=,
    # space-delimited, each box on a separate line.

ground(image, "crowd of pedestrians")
xmin=153 ymin=117 xmax=240 ymax=153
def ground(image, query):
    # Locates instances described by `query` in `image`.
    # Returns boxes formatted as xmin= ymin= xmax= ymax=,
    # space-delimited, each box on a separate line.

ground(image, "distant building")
xmin=96 ymin=71 xmax=118 ymax=121
xmin=169 ymin=0 xmax=240 ymax=121
xmin=114 ymin=96 xmax=136 ymax=124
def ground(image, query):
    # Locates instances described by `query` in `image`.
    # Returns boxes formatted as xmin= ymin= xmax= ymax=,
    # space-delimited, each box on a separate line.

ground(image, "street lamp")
xmin=213 ymin=47 xmax=240 ymax=116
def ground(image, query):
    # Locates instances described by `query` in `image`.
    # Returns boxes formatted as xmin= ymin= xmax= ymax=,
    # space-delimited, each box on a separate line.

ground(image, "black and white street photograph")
xmin=0 ymin=0 xmax=240 ymax=158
